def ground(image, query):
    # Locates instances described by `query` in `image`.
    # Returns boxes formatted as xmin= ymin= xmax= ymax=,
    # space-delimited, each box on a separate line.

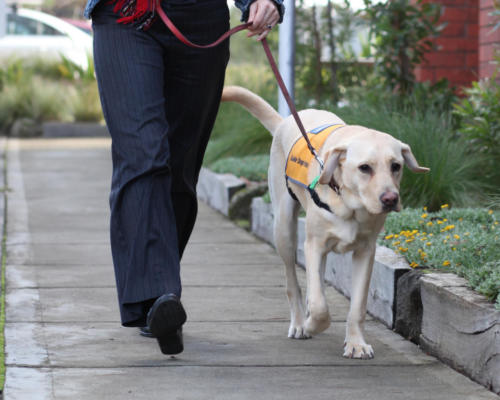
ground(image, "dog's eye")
xmin=391 ymin=163 xmax=401 ymax=173
xmin=359 ymin=164 xmax=372 ymax=174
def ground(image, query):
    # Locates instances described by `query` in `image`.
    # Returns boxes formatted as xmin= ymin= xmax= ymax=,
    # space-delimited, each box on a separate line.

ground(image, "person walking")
xmin=83 ymin=0 xmax=284 ymax=355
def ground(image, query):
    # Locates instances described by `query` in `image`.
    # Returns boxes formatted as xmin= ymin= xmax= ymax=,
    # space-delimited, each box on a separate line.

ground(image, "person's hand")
xmin=246 ymin=0 xmax=280 ymax=41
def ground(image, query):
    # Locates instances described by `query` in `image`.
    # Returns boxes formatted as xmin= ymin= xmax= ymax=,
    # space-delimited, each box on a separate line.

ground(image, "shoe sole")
xmin=147 ymin=295 xmax=187 ymax=355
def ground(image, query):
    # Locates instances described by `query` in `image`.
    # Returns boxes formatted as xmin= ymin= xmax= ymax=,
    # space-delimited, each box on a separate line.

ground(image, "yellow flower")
xmin=393 ymin=241 xmax=401 ymax=246
xmin=442 ymin=260 xmax=451 ymax=267
xmin=458 ymin=217 xmax=463 ymax=222
xmin=398 ymin=247 xmax=408 ymax=253
xmin=443 ymin=240 xmax=447 ymax=244
xmin=410 ymin=262 xmax=418 ymax=268
xmin=495 ymin=221 xmax=499 ymax=225
xmin=421 ymin=213 xmax=428 ymax=219
xmin=446 ymin=235 xmax=451 ymax=239
xmin=444 ymin=225 xmax=455 ymax=231
xmin=441 ymin=204 xmax=449 ymax=209
xmin=488 ymin=210 xmax=494 ymax=215
xmin=464 ymin=232 xmax=470 ymax=236
xmin=423 ymin=206 xmax=427 ymax=211
xmin=426 ymin=242 xmax=432 ymax=246
xmin=443 ymin=218 xmax=448 ymax=222
xmin=385 ymin=234 xmax=394 ymax=240
xmin=394 ymin=234 xmax=400 ymax=238
xmin=453 ymin=234 xmax=460 ymax=240
xmin=437 ymin=220 xmax=443 ymax=225
xmin=406 ymin=238 xmax=414 ymax=243
xmin=452 ymin=247 xmax=457 ymax=251
xmin=426 ymin=221 xmax=433 ymax=226
xmin=429 ymin=233 xmax=434 ymax=237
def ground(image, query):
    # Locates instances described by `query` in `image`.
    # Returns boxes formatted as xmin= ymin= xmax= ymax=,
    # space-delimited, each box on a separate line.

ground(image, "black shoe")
xmin=147 ymin=294 xmax=187 ymax=355
xmin=139 ymin=326 xmax=155 ymax=338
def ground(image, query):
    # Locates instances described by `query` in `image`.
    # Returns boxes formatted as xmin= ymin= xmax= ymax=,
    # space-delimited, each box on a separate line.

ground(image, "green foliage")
xmin=205 ymin=64 xmax=276 ymax=164
xmin=0 ymin=57 xmax=102 ymax=133
xmin=71 ymin=81 xmax=103 ymax=122
xmin=332 ymin=94 xmax=484 ymax=211
xmin=363 ymin=0 xmax=444 ymax=96
xmin=0 ymin=73 xmax=69 ymax=132
xmin=453 ymin=78 xmax=500 ymax=185
xmin=380 ymin=207 xmax=500 ymax=309
xmin=210 ymin=154 xmax=269 ymax=182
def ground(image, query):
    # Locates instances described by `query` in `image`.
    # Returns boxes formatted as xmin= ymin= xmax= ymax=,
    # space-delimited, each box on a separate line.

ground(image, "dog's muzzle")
xmin=380 ymin=191 xmax=399 ymax=212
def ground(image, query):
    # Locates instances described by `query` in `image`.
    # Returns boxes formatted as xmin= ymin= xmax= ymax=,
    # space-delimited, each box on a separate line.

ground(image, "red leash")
xmin=156 ymin=1 xmax=323 ymax=168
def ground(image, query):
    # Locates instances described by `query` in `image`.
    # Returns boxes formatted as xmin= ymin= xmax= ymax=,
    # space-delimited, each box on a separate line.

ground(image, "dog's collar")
xmin=309 ymin=174 xmax=340 ymax=195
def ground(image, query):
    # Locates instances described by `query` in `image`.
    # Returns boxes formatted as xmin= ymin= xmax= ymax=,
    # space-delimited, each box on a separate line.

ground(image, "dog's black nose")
xmin=380 ymin=192 xmax=399 ymax=210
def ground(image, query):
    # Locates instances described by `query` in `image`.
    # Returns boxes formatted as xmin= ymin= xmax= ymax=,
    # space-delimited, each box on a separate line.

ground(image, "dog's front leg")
xmin=303 ymin=236 xmax=331 ymax=336
xmin=344 ymin=244 xmax=375 ymax=359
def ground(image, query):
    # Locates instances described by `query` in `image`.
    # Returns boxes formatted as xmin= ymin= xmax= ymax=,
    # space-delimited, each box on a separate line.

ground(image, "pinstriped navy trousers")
xmin=91 ymin=0 xmax=230 ymax=327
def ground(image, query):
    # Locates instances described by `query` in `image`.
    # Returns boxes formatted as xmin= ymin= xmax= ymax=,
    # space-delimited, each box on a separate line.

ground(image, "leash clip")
xmin=313 ymin=151 xmax=325 ymax=171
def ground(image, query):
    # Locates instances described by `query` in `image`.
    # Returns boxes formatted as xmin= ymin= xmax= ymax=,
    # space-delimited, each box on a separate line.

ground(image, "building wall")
xmin=479 ymin=0 xmax=500 ymax=80
xmin=415 ymin=0 xmax=479 ymax=88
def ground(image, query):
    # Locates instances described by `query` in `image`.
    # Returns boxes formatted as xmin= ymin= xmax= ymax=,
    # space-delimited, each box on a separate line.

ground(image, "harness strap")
xmin=286 ymin=177 xmax=333 ymax=213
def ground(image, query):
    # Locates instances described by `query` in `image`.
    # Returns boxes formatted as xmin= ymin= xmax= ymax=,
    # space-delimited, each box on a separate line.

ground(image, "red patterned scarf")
xmin=110 ymin=0 xmax=157 ymax=29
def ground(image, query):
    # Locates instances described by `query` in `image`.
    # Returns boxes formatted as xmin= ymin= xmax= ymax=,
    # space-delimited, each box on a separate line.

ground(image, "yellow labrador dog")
xmin=221 ymin=86 xmax=429 ymax=359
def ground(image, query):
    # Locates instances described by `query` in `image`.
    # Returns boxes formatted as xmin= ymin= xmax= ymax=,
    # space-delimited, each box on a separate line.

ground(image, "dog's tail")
xmin=221 ymin=86 xmax=283 ymax=135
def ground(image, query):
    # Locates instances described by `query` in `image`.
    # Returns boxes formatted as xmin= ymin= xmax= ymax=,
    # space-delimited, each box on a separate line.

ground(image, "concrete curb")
xmin=42 ymin=122 xmax=109 ymax=138
xmin=196 ymin=167 xmax=246 ymax=216
xmin=420 ymin=274 xmax=500 ymax=394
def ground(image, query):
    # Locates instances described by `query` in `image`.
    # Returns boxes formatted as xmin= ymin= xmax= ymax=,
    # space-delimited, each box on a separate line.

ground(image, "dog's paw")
xmin=288 ymin=324 xmax=312 ymax=339
xmin=343 ymin=342 xmax=374 ymax=359
xmin=304 ymin=313 xmax=331 ymax=335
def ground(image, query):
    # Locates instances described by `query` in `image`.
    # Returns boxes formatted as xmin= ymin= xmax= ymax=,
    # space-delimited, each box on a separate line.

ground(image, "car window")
xmin=7 ymin=13 xmax=64 ymax=36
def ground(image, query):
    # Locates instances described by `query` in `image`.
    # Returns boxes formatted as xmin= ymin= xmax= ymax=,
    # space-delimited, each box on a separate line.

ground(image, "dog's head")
xmin=318 ymin=128 xmax=429 ymax=215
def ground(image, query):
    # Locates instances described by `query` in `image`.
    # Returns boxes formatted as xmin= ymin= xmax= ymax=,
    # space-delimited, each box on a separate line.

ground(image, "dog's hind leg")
xmin=273 ymin=196 xmax=309 ymax=339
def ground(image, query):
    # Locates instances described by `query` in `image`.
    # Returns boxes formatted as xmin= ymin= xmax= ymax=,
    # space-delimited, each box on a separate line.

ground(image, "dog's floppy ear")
xmin=319 ymin=147 xmax=346 ymax=184
xmin=401 ymin=143 xmax=430 ymax=173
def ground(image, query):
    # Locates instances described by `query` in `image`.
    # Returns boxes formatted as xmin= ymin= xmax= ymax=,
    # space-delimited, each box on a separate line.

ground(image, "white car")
xmin=0 ymin=7 xmax=93 ymax=70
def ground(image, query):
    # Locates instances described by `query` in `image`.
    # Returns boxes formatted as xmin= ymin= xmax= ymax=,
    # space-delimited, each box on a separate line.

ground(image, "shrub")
xmin=0 ymin=75 xmax=70 ymax=132
xmin=71 ymin=81 xmax=103 ymax=122
xmin=380 ymin=207 xmax=500 ymax=309
xmin=333 ymin=98 xmax=486 ymax=211
xmin=453 ymin=77 xmax=500 ymax=185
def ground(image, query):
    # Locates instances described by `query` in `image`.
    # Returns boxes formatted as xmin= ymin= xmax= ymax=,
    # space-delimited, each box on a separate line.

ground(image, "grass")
xmin=379 ymin=206 xmax=500 ymax=309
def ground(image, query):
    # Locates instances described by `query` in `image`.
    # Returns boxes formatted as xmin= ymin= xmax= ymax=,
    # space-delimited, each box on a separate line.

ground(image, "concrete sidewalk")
xmin=3 ymin=138 xmax=498 ymax=400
